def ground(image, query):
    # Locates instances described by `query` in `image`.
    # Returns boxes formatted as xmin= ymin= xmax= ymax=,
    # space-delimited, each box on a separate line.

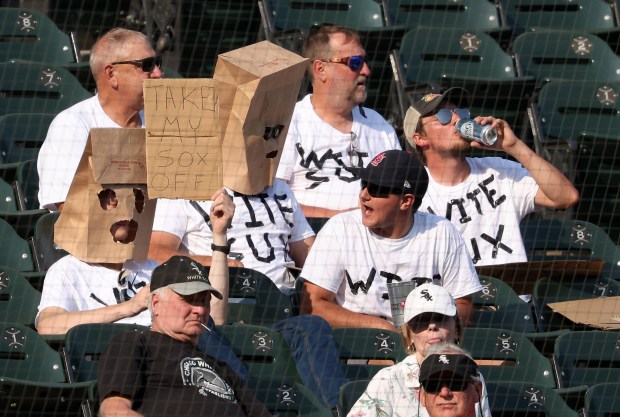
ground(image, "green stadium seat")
xmin=461 ymin=327 xmax=556 ymax=388
xmin=31 ymin=211 xmax=68 ymax=272
xmin=0 ymin=114 xmax=55 ymax=165
xmin=512 ymin=30 xmax=620 ymax=87
xmin=485 ymin=381 xmax=578 ymax=417
xmin=392 ymin=27 xmax=535 ymax=138
xmin=331 ymin=327 xmax=407 ymax=381
xmin=472 ymin=275 xmax=536 ymax=333
xmin=0 ymin=7 xmax=77 ymax=64
xmin=337 ymin=379 xmax=369 ymax=417
xmin=0 ymin=61 xmax=92 ymax=117
xmin=0 ymin=217 xmax=36 ymax=272
xmin=0 ymin=267 xmax=41 ymax=327
xmin=584 ymin=382 xmax=620 ymax=417
xmin=532 ymin=276 xmax=620 ymax=332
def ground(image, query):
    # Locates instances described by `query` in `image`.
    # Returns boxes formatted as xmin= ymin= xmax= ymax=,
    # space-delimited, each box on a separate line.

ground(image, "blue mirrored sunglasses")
xmin=434 ymin=108 xmax=470 ymax=125
xmin=321 ymin=55 xmax=367 ymax=71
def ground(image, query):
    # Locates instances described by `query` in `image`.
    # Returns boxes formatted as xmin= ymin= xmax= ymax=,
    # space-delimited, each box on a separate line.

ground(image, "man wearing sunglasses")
xmin=406 ymin=88 xmax=579 ymax=266
xmin=419 ymin=347 xmax=482 ymax=417
xmin=299 ymin=150 xmax=481 ymax=331
xmin=276 ymin=25 xmax=401 ymax=218
xmin=38 ymin=27 xmax=163 ymax=211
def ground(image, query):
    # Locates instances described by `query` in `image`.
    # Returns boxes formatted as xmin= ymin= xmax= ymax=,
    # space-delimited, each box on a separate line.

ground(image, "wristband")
xmin=211 ymin=243 xmax=231 ymax=255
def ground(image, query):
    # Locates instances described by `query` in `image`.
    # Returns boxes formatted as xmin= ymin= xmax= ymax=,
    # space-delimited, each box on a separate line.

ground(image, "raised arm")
xmin=475 ymin=116 xmax=579 ymax=209
xmin=300 ymin=281 xmax=398 ymax=331
xmin=100 ymin=396 xmax=143 ymax=417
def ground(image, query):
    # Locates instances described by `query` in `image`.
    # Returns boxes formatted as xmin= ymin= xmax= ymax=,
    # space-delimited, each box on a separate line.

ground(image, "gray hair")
xmin=147 ymin=286 xmax=170 ymax=319
xmin=90 ymin=27 xmax=151 ymax=78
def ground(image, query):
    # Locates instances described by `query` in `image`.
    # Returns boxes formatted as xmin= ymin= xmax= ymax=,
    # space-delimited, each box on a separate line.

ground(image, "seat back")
xmin=0 ymin=61 xmax=91 ymax=116
xmin=0 ymin=177 xmax=18 ymax=211
xmin=498 ymin=0 xmax=616 ymax=36
xmin=63 ymin=323 xmax=150 ymax=383
xmin=31 ymin=211 xmax=68 ymax=272
xmin=0 ymin=217 xmax=35 ymax=272
xmin=338 ymin=379 xmax=370 ymax=417
xmin=0 ymin=7 xmax=76 ymax=64
xmin=228 ymin=267 xmax=294 ymax=325
xmin=485 ymin=381 xmax=578 ymax=417
xmin=512 ymin=30 xmax=620 ymax=86
xmin=15 ymin=159 xmax=40 ymax=211
xmin=0 ymin=322 xmax=66 ymax=382
xmin=553 ymin=331 xmax=620 ymax=389
xmin=472 ymin=275 xmax=536 ymax=333
xmin=461 ymin=327 xmax=556 ymax=388
xmin=532 ymin=276 xmax=620 ymax=332
xmin=331 ymin=327 xmax=407 ymax=380
xmin=584 ymin=382 xmax=620 ymax=417
xmin=386 ymin=0 xmax=501 ymax=31
xmin=0 ymin=267 xmax=41 ymax=326
xmin=0 ymin=113 xmax=55 ymax=164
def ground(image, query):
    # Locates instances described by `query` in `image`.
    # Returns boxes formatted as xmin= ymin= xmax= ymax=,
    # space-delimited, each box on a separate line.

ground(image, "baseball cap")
xmin=150 ymin=255 xmax=223 ymax=299
xmin=403 ymin=87 xmax=471 ymax=140
xmin=352 ymin=150 xmax=428 ymax=198
xmin=402 ymin=283 xmax=457 ymax=324
xmin=420 ymin=353 xmax=479 ymax=392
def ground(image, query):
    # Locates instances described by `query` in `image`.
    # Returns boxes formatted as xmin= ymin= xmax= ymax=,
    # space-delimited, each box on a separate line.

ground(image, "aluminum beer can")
xmin=455 ymin=118 xmax=498 ymax=146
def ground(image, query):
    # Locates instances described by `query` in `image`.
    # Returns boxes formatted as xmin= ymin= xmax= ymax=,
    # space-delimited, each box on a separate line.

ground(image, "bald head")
xmin=90 ymin=28 xmax=152 ymax=79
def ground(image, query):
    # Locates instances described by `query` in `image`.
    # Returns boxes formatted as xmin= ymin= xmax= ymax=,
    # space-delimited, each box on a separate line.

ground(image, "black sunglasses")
xmin=111 ymin=55 xmax=162 ymax=72
xmin=263 ymin=124 xmax=284 ymax=140
xmin=410 ymin=313 xmax=452 ymax=331
xmin=321 ymin=55 xmax=368 ymax=72
xmin=361 ymin=179 xmax=401 ymax=198
xmin=423 ymin=378 xmax=472 ymax=394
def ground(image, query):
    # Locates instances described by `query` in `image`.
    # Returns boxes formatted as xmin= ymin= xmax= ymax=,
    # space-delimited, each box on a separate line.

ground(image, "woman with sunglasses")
xmin=347 ymin=283 xmax=491 ymax=417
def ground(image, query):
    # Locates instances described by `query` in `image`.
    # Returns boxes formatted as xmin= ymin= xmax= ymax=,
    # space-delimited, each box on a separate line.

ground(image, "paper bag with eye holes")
xmin=54 ymin=128 xmax=157 ymax=263
xmin=214 ymin=40 xmax=309 ymax=195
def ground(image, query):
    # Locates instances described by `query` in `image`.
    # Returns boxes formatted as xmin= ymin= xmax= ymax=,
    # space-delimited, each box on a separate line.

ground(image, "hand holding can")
xmin=455 ymin=118 xmax=498 ymax=146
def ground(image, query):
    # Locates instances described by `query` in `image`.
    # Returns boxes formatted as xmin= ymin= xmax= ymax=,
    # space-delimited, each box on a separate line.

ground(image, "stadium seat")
xmin=331 ymin=327 xmax=407 ymax=380
xmin=461 ymin=327 xmax=556 ymax=388
xmin=31 ymin=211 xmax=68 ymax=272
xmin=337 ymin=379 xmax=369 ymax=417
xmin=0 ymin=114 xmax=55 ymax=165
xmin=228 ymin=267 xmax=295 ymax=326
xmin=553 ymin=331 xmax=620 ymax=405
xmin=0 ymin=61 xmax=92 ymax=117
xmin=472 ymin=275 xmax=536 ymax=333
xmin=512 ymin=30 xmax=620 ymax=87
xmin=532 ymin=276 xmax=620 ymax=332
xmin=0 ymin=267 xmax=41 ymax=327
xmin=0 ymin=7 xmax=77 ymax=64
xmin=530 ymin=80 xmax=620 ymax=244
xmin=218 ymin=323 xmax=330 ymax=417
xmin=584 ymin=382 xmax=620 ymax=417
xmin=520 ymin=217 xmax=620 ymax=279
xmin=485 ymin=381 xmax=578 ymax=417
xmin=62 ymin=323 xmax=149 ymax=383
xmin=392 ymin=27 xmax=535 ymax=137
xmin=0 ymin=217 xmax=36 ymax=272
xmin=15 ymin=159 xmax=40 ymax=211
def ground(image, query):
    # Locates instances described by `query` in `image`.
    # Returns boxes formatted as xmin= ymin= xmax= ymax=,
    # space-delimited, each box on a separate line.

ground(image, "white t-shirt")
xmin=37 ymin=95 xmax=145 ymax=210
xmin=420 ymin=158 xmax=539 ymax=266
xmin=152 ymin=180 xmax=315 ymax=292
xmin=347 ymin=354 xmax=492 ymax=417
xmin=276 ymin=95 xmax=401 ymax=210
xmin=36 ymin=255 xmax=157 ymax=327
xmin=300 ymin=210 xmax=481 ymax=323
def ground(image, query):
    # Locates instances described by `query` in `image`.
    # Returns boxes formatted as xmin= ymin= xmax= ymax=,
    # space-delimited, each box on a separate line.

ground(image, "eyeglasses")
xmin=320 ymin=55 xmax=367 ymax=72
xmin=423 ymin=378 xmax=472 ymax=394
xmin=118 ymin=270 xmax=139 ymax=300
xmin=410 ymin=312 xmax=453 ymax=332
xmin=263 ymin=124 xmax=284 ymax=140
xmin=426 ymin=108 xmax=470 ymax=126
xmin=361 ymin=179 xmax=401 ymax=198
xmin=348 ymin=132 xmax=362 ymax=167
xmin=111 ymin=55 xmax=162 ymax=73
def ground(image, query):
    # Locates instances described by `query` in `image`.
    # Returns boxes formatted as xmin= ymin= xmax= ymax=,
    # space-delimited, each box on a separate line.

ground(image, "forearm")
xmin=302 ymin=298 xmax=397 ymax=331
xmin=37 ymin=304 xmax=141 ymax=335
xmin=505 ymin=140 xmax=579 ymax=208
xmin=100 ymin=397 xmax=143 ymax=417
xmin=455 ymin=296 xmax=473 ymax=328
xmin=300 ymin=204 xmax=351 ymax=219
xmin=209 ymin=230 xmax=229 ymax=325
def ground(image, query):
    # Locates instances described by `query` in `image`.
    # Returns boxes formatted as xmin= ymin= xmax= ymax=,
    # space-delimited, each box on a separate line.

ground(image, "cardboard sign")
xmin=548 ymin=296 xmax=620 ymax=330
xmin=55 ymin=128 xmax=156 ymax=263
xmin=143 ymin=78 xmax=222 ymax=199
xmin=214 ymin=40 xmax=309 ymax=195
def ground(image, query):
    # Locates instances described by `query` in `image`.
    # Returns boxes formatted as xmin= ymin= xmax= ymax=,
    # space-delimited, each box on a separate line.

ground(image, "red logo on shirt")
xmin=371 ymin=152 xmax=386 ymax=166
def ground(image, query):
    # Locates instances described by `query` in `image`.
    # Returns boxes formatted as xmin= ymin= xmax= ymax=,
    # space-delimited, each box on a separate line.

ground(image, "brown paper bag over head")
xmin=214 ymin=40 xmax=309 ymax=195
xmin=143 ymin=78 xmax=222 ymax=199
xmin=55 ymin=128 xmax=156 ymax=263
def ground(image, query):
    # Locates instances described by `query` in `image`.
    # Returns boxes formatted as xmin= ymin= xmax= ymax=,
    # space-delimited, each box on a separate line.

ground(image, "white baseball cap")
xmin=402 ymin=283 xmax=457 ymax=324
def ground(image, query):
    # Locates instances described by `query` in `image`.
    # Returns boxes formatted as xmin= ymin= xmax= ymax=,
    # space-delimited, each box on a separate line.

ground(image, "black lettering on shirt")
xmin=346 ymin=268 xmax=375 ymax=295
xmin=296 ymin=143 xmax=335 ymax=169
xmin=305 ymin=170 xmax=329 ymax=189
xmin=479 ymin=174 xmax=506 ymax=208
xmin=480 ymin=224 xmax=513 ymax=259
xmin=465 ymin=189 xmax=483 ymax=215
xmin=470 ymin=237 xmax=481 ymax=265
xmin=274 ymin=193 xmax=294 ymax=228
xmin=246 ymin=233 xmax=276 ymax=263
xmin=236 ymin=193 xmax=273 ymax=228
xmin=446 ymin=198 xmax=471 ymax=224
